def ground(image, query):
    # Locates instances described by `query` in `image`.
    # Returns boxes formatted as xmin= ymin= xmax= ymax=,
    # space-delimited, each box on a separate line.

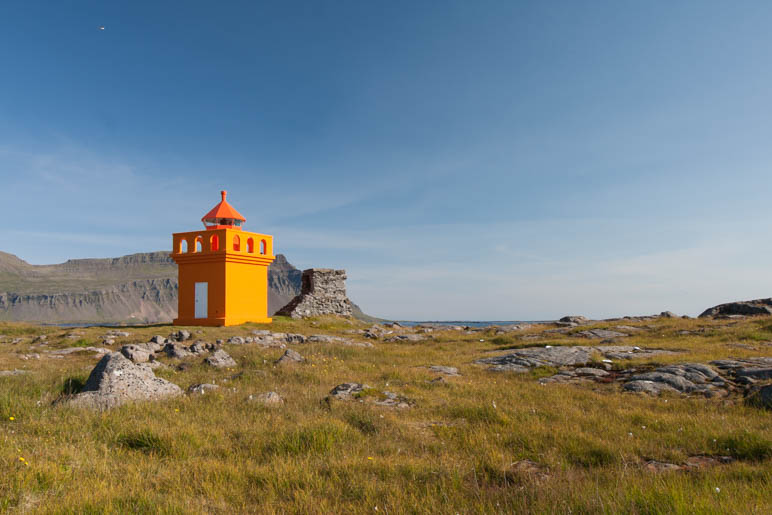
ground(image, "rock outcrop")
xmin=699 ymin=298 xmax=772 ymax=318
xmin=62 ymin=352 xmax=182 ymax=409
xmin=276 ymin=269 xmax=353 ymax=319
xmin=623 ymin=363 xmax=726 ymax=397
xmin=710 ymin=358 xmax=772 ymax=384
xmin=476 ymin=345 xmax=676 ymax=372
xmin=327 ymin=382 xmax=411 ymax=408
xmin=576 ymin=329 xmax=628 ymax=339
xmin=558 ymin=315 xmax=588 ymax=326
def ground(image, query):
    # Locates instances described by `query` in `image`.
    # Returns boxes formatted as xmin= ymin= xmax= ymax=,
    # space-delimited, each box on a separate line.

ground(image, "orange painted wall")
xmin=171 ymin=228 xmax=275 ymax=326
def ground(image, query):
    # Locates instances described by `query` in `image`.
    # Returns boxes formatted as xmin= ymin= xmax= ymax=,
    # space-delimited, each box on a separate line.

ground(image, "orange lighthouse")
xmin=171 ymin=191 xmax=275 ymax=326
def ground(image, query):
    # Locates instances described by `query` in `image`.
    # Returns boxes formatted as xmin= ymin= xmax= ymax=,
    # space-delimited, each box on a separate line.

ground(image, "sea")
xmin=395 ymin=320 xmax=549 ymax=328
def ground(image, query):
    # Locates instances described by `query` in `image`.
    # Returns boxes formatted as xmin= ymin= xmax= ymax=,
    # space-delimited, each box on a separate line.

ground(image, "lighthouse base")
xmin=173 ymin=316 xmax=273 ymax=327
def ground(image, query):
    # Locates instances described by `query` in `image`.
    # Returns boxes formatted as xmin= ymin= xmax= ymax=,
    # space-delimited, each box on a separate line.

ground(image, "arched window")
xmin=233 ymin=235 xmax=241 ymax=252
xmin=247 ymin=238 xmax=254 ymax=254
xmin=179 ymin=239 xmax=188 ymax=253
xmin=260 ymin=239 xmax=267 ymax=255
xmin=210 ymin=234 xmax=219 ymax=252
xmin=195 ymin=236 xmax=203 ymax=253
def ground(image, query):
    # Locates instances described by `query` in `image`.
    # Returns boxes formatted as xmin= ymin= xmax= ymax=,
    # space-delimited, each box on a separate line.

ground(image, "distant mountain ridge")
xmin=0 ymin=251 xmax=304 ymax=324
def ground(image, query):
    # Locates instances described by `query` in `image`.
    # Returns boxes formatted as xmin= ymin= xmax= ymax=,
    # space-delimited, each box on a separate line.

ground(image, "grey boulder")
xmin=275 ymin=349 xmax=305 ymax=365
xmin=251 ymin=391 xmax=285 ymax=405
xmin=329 ymin=383 xmax=369 ymax=399
xmin=558 ymin=315 xmax=588 ymax=326
xmin=187 ymin=383 xmax=220 ymax=395
xmin=429 ymin=365 xmax=460 ymax=376
xmin=205 ymin=349 xmax=237 ymax=368
xmin=62 ymin=352 xmax=181 ymax=409
xmin=173 ymin=329 xmax=192 ymax=341
xmin=164 ymin=343 xmax=193 ymax=359
xmin=120 ymin=344 xmax=154 ymax=364
xmin=700 ymin=299 xmax=772 ymax=318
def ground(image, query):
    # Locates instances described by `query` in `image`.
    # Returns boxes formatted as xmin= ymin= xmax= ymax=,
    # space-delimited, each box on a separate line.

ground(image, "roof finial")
xmin=221 ymin=190 xmax=227 ymax=202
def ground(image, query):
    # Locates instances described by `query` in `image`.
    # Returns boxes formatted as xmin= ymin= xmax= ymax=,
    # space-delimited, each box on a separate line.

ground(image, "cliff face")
xmin=0 ymin=251 xmax=302 ymax=324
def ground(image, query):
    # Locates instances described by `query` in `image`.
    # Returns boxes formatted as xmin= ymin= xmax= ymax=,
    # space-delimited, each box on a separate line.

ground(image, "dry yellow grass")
xmin=0 ymin=316 xmax=770 ymax=513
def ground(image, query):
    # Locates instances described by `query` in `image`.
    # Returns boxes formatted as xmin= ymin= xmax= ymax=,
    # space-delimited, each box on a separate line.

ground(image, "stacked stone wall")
xmin=276 ymin=269 xmax=352 ymax=318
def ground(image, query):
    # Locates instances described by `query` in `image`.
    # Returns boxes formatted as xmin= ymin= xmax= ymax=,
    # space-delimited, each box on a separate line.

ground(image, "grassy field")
xmin=0 ymin=316 xmax=770 ymax=513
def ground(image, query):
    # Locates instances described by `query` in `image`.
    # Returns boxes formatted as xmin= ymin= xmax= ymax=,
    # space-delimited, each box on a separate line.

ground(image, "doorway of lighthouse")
xmin=195 ymin=282 xmax=208 ymax=319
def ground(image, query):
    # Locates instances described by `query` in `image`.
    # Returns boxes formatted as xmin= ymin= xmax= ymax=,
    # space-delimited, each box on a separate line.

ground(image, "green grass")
xmin=0 ymin=316 xmax=770 ymax=512
xmin=715 ymin=430 xmax=772 ymax=461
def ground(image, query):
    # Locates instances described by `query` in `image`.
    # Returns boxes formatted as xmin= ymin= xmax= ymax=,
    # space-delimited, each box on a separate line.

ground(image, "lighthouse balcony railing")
xmin=174 ymin=231 xmax=273 ymax=257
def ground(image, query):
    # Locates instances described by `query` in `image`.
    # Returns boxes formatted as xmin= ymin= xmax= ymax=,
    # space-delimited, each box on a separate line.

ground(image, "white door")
xmin=194 ymin=282 xmax=208 ymax=318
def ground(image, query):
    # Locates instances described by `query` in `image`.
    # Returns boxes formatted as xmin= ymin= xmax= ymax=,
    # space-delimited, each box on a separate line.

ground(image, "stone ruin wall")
xmin=276 ymin=268 xmax=353 ymax=319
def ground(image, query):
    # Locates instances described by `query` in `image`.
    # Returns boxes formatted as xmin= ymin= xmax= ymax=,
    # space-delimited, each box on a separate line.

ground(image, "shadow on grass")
xmin=116 ymin=430 xmax=172 ymax=456
xmin=715 ymin=430 xmax=772 ymax=461
xmin=60 ymin=375 xmax=87 ymax=395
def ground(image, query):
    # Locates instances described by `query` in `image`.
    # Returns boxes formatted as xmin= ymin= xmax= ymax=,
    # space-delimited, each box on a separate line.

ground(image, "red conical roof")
xmin=201 ymin=190 xmax=246 ymax=222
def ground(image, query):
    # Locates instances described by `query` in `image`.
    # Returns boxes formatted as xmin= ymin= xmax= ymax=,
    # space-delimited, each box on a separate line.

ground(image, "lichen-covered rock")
xmin=164 ymin=342 xmax=193 ymax=359
xmin=429 ymin=365 xmax=459 ymax=376
xmin=329 ymin=383 xmax=369 ymax=399
xmin=385 ymin=334 xmax=427 ymax=343
xmin=49 ymin=346 xmax=111 ymax=356
xmin=476 ymin=345 xmax=676 ymax=372
xmin=478 ymin=346 xmax=594 ymax=370
xmin=576 ymin=329 xmax=628 ymax=339
xmin=251 ymin=391 xmax=284 ymax=405
xmin=150 ymin=335 xmax=167 ymax=345
xmin=205 ymin=349 xmax=237 ymax=368
xmin=308 ymin=334 xmax=339 ymax=343
xmin=189 ymin=341 xmax=207 ymax=354
xmin=699 ymin=299 xmax=772 ymax=318
xmin=623 ymin=379 xmax=679 ymax=395
xmin=574 ymin=367 xmax=609 ymax=377
xmin=120 ymin=344 xmax=153 ymax=364
xmin=307 ymin=334 xmax=373 ymax=348
xmin=173 ymin=329 xmax=192 ymax=341
xmin=711 ymin=358 xmax=772 ymax=381
xmin=62 ymin=352 xmax=181 ymax=409
xmin=276 ymin=269 xmax=352 ymax=318
xmin=558 ymin=315 xmax=588 ymax=326
xmin=0 ymin=370 xmax=27 ymax=377
xmin=271 ymin=333 xmax=307 ymax=344
xmin=327 ymin=383 xmax=411 ymax=408
xmin=373 ymin=391 xmax=411 ymax=409
xmin=275 ymin=349 xmax=304 ymax=365
xmin=187 ymin=383 xmax=220 ymax=395
xmin=624 ymin=363 xmax=724 ymax=396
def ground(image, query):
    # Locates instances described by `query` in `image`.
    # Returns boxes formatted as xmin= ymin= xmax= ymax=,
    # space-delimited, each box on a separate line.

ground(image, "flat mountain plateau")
xmin=1 ymin=314 xmax=770 ymax=512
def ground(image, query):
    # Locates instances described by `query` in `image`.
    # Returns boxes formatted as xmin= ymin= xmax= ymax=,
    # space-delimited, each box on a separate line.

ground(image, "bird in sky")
xmin=98 ymin=26 xmax=105 ymax=30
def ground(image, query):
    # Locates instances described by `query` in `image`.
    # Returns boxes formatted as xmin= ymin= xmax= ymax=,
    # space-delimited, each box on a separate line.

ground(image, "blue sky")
xmin=2 ymin=1 xmax=772 ymax=320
